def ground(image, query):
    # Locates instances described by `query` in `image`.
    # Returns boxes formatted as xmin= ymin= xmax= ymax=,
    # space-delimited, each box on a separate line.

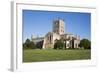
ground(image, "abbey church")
xmin=31 ymin=19 xmax=80 ymax=49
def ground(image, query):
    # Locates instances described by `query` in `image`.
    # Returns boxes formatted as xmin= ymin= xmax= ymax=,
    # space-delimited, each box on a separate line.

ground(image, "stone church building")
xmin=31 ymin=19 xmax=80 ymax=49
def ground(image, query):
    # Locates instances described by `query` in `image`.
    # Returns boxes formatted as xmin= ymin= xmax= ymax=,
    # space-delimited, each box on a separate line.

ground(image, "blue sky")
xmin=23 ymin=10 xmax=91 ymax=42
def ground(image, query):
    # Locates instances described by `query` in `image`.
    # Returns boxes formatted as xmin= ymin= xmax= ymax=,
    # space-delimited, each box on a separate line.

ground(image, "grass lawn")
xmin=23 ymin=49 xmax=91 ymax=62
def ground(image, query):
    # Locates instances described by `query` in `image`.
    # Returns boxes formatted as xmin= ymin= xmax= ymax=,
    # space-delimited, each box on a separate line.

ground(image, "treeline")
xmin=23 ymin=39 xmax=43 ymax=49
xmin=54 ymin=39 xmax=91 ymax=49
xmin=23 ymin=38 xmax=91 ymax=50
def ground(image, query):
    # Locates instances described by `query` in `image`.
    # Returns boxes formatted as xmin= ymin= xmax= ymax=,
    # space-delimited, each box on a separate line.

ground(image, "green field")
xmin=23 ymin=49 xmax=91 ymax=62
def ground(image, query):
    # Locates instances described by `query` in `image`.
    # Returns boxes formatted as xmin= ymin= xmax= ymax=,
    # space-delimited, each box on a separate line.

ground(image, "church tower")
xmin=53 ymin=19 xmax=65 ymax=35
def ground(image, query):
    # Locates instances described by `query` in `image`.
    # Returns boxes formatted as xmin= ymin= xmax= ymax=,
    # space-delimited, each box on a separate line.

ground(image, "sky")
xmin=23 ymin=10 xmax=91 ymax=42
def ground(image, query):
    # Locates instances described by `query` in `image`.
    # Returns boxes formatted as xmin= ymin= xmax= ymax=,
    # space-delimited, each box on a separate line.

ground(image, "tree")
xmin=79 ymin=39 xmax=91 ymax=49
xmin=23 ymin=38 xmax=36 ymax=49
xmin=23 ymin=39 xmax=30 ymax=49
xmin=54 ymin=39 xmax=65 ymax=49
xmin=29 ymin=41 xmax=36 ymax=49
xmin=36 ymin=40 xmax=43 ymax=49
xmin=23 ymin=43 xmax=27 ymax=49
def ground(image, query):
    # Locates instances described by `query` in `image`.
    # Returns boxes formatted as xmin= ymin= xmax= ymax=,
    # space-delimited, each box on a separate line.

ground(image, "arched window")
xmin=49 ymin=35 xmax=52 ymax=43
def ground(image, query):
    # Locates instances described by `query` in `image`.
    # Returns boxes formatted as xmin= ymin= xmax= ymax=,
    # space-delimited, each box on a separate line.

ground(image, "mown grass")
xmin=23 ymin=49 xmax=91 ymax=62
